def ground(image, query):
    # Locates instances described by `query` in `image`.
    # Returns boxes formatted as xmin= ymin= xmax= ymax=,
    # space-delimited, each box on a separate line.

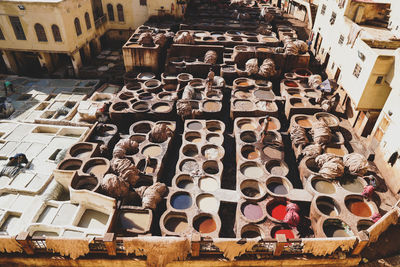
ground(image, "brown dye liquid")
xmin=240 ymin=122 xmax=256 ymax=130
xmin=242 ymin=187 xmax=260 ymax=197
xmin=291 ymin=93 xmax=301 ymax=97
xmin=348 ymin=201 xmax=371 ymax=217
xmin=296 ymin=119 xmax=312 ymax=127
xmin=254 ymin=90 xmax=274 ymax=99
xmin=198 ymin=218 xmax=216 ymax=233
xmin=143 ymin=145 xmax=162 ymax=157
xmin=87 ymin=164 xmax=107 ymax=177
xmin=235 ymin=91 xmax=251 ymax=98
xmin=293 ymin=102 xmax=304 ymax=107
xmin=263 ymin=146 xmax=282 ymax=159
xmin=73 ymin=149 xmax=91 ymax=158
xmin=165 ymin=217 xmax=188 ymax=233
xmin=326 ymin=147 xmax=345 ymax=156
xmin=235 ymin=101 xmax=253 ymax=110
xmin=267 ymin=121 xmax=277 ymax=131
xmin=204 ymin=102 xmax=220 ymax=112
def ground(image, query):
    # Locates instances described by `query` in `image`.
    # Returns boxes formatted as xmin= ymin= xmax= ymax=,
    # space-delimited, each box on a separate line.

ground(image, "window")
xmin=0 ymin=27 xmax=4 ymax=40
xmin=353 ymin=64 xmax=362 ymax=78
xmin=331 ymin=62 xmax=335 ymax=70
xmin=321 ymin=4 xmax=326 ymax=15
xmin=330 ymin=12 xmax=336 ymax=25
xmin=34 ymin=23 xmax=47 ymax=42
xmin=52 ymin=25 xmax=62 ymax=42
xmin=140 ymin=0 xmax=147 ymax=6
xmin=85 ymin=12 xmax=91 ymax=30
xmin=374 ymin=114 xmax=390 ymax=142
xmin=376 ymin=76 xmax=384 ymax=84
xmin=74 ymin=18 xmax=82 ymax=36
xmin=107 ymin=4 xmax=115 ymax=21
xmin=338 ymin=35 xmax=344 ymax=45
xmin=9 ymin=16 xmax=26 ymax=40
xmin=117 ymin=4 xmax=124 ymax=22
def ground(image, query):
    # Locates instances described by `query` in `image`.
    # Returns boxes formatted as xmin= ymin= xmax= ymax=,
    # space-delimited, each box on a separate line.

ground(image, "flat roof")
xmin=2 ymin=0 xmax=62 ymax=3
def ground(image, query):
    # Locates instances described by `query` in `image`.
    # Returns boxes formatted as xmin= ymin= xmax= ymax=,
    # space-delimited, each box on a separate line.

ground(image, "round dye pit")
xmin=261 ymin=120 xmax=278 ymax=131
xmin=176 ymin=175 xmax=194 ymax=190
xmin=70 ymin=144 xmax=93 ymax=158
xmin=142 ymin=145 xmax=162 ymax=157
xmin=196 ymin=194 xmax=219 ymax=213
xmin=185 ymin=132 xmax=202 ymax=143
xmin=241 ymin=202 xmax=263 ymax=221
xmin=131 ymin=123 xmax=151 ymax=133
xmin=132 ymin=101 xmax=149 ymax=111
xmin=241 ymin=225 xmax=262 ymax=238
xmin=323 ymin=219 xmax=353 ymax=238
xmin=254 ymin=90 xmax=274 ymax=100
xmin=234 ymin=90 xmax=252 ymax=98
xmin=340 ymin=178 xmax=364 ymax=193
xmin=295 ymin=116 xmax=312 ymax=128
xmin=284 ymin=81 xmax=299 ymax=87
xmin=152 ymin=103 xmax=170 ymax=112
xmin=241 ymin=145 xmax=259 ymax=160
xmin=305 ymin=158 xmax=320 ymax=173
xmin=241 ymin=163 xmax=264 ymax=178
xmin=59 ymin=159 xmax=82 ymax=171
xmin=262 ymin=146 xmax=282 ymax=160
xmin=206 ymin=122 xmax=222 ymax=133
xmin=237 ymin=119 xmax=256 ymax=131
xmin=182 ymin=145 xmax=198 ymax=157
xmin=267 ymin=182 xmax=288 ymax=195
xmin=206 ymin=134 xmax=222 ymax=145
xmin=290 ymin=98 xmax=304 ymax=107
xmin=346 ymin=198 xmax=372 ymax=217
xmin=240 ymin=180 xmax=262 ymax=198
xmin=199 ymin=177 xmax=218 ymax=191
xmin=164 ymin=214 xmax=189 ymax=233
xmin=82 ymin=158 xmax=108 ymax=178
xmin=234 ymin=100 xmax=254 ymax=110
xmin=312 ymin=179 xmax=336 ymax=194
xmin=265 ymin=160 xmax=288 ymax=176
xmin=315 ymin=112 xmax=339 ymax=127
xmin=171 ymin=192 xmax=192 ymax=210
xmin=130 ymin=134 xmax=146 ymax=144
xmin=180 ymin=159 xmax=199 ymax=172
xmin=112 ymin=102 xmax=129 ymax=111
xmin=203 ymin=161 xmax=219 ymax=175
xmin=187 ymin=121 xmax=203 ymax=131
xmin=72 ymin=175 xmax=98 ymax=190
xmin=316 ymin=196 xmax=340 ymax=216
xmin=203 ymin=101 xmax=221 ymax=112
xmin=202 ymin=145 xmax=219 ymax=160
xmin=357 ymin=220 xmax=374 ymax=231
xmin=194 ymin=216 xmax=217 ymax=234
xmin=240 ymin=131 xmax=257 ymax=143
xmin=267 ymin=202 xmax=287 ymax=221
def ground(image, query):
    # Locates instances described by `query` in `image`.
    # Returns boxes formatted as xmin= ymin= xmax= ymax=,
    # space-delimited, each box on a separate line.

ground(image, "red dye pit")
xmin=274 ymin=229 xmax=294 ymax=239
xmin=271 ymin=204 xmax=287 ymax=221
xmin=284 ymin=81 xmax=299 ymax=87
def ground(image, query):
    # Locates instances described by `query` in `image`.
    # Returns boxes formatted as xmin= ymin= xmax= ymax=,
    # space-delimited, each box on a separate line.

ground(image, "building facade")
xmin=0 ymin=0 xmax=184 ymax=76
xmin=310 ymin=0 xmax=399 ymax=138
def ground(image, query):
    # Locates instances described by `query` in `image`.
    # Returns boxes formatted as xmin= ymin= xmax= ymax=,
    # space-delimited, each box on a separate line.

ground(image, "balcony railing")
xmin=95 ymin=15 xmax=107 ymax=29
